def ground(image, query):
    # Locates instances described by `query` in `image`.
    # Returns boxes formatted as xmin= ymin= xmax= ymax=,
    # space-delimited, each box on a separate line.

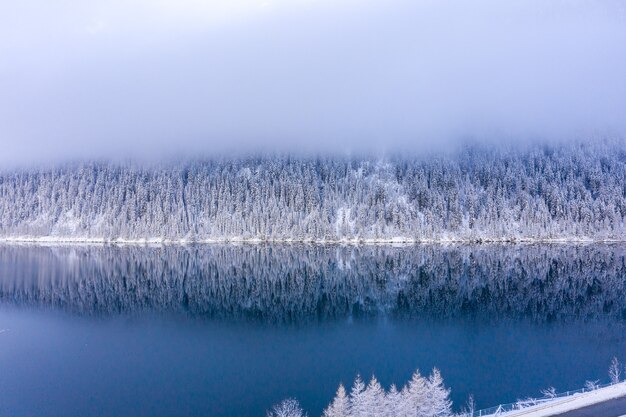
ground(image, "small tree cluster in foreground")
xmin=269 ymin=368 xmax=452 ymax=417
xmin=269 ymin=357 xmax=626 ymax=417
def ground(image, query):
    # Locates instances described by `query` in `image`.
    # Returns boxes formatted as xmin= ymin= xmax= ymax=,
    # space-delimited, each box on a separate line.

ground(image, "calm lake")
xmin=1 ymin=243 xmax=626 ymax=416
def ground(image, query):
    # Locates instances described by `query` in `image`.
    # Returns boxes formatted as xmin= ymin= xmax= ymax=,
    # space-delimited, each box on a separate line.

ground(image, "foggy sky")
xmin=1 ymin=0 xmax=626 ymax=166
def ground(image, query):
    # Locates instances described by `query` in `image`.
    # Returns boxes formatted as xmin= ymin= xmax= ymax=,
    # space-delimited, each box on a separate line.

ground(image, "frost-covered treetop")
xmin=0 ymin=141 xmax=624 ymax=241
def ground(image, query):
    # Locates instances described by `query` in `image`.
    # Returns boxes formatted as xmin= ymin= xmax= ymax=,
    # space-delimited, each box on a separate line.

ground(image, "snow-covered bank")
xmin=0 ymin=235 xmax=624 ymax=246
xmin=493 ymin=382 xmax=626 ymax=417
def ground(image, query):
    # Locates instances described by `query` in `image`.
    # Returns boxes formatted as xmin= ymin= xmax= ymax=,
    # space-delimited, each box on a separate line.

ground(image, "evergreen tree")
xmin=323 ymin=384 xmax=349 ymax=417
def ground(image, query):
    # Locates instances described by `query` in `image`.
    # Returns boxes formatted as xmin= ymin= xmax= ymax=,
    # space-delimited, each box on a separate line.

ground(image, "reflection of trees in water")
xmin=0 ymin=244 xmax=625 ymax=322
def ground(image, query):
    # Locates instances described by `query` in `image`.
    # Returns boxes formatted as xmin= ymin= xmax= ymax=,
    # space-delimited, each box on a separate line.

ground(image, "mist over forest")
xmin=1 ymin=140 xmax=624 ymax=242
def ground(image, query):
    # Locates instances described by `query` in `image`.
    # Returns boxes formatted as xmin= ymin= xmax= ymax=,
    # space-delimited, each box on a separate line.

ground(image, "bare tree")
xmin=459 ymin=395 xmax=476 ymax=417
xmin=267 ymin=399 xmax=307 ymax=417
xmin=540 ymin=387 xmax=557 ymax=399
xmin=609 ymin=357 xmax=621 ymax=384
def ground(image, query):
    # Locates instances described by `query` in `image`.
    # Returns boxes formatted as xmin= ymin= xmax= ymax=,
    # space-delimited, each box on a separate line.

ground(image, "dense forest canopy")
xmin=0 ymin=141 xmax=624 ymax=241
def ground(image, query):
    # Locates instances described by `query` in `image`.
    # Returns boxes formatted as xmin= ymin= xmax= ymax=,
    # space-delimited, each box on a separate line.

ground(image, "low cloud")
xmin=1 ymin=0 xmax=625 ymax=165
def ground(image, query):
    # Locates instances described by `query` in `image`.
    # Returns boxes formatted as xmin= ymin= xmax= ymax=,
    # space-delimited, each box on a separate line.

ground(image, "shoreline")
xmin=0 ymin=236 xmax=624 ymax=246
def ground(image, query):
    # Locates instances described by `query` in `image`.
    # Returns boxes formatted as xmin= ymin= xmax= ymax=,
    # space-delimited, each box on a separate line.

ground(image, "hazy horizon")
xmin=1 ymin=0 xmax=625 ymax=167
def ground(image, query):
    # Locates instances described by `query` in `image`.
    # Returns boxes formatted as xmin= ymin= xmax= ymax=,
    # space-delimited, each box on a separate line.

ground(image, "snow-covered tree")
xmin=349 ymin=375 xmax=367 ymax=417
xmin=276 ymin=368 xmax=454 ymax=417
xmin=323 ymin=384 xmax=349 ymax=417
xmin=425 ymin=368 xmax=452 ymax=416
xmin=267 ymin=399 xmax=307 ymax=417
xmin=403 ymin=369 xmax=430 ymax=416
xmin=0 ymin=140 xmax=623 ymax=242
xmin=362 ymin=376 xmax=386 ymax=417
xmin=384 ymin=384 xmax=404 ymax=417
xmin=609 ymin=357 xmax=621 ymax=384
xmin=540 ymin=387 xmax=557 ymax=399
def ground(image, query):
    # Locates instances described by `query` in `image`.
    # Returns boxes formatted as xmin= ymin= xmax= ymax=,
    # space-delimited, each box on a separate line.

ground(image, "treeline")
xmin=1 ymin=243 xmax=625 ymax=321
xmin=0 ymin=141 xmax=624 ymax=241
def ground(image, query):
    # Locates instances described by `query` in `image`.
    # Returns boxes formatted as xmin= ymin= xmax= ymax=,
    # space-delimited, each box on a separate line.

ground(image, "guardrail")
xmin=465 ymin=381 xmax=619 ymax=417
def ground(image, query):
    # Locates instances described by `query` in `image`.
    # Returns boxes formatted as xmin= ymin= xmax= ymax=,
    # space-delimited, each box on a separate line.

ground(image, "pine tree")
xmin=323 ymin=384 xmax=349 ymax=417
xmin=426 ymin=368 xmax=452 ymax=417
xmin=385 ymin=384 xmax=404 ymax=417
xmin=349 ymin=375 xmax=367 ymax=417
xmin=363 ymin=376 xmax=386 ymax=417
xmin=401 ymin=369 xmax=429 ymax=416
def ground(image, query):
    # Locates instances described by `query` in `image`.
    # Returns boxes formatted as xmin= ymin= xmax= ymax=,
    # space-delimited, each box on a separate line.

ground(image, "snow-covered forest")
xmin=269 ymin=369 xmax=452 ymax=417
xmin=0 ymin=141 xmax=624 ymax=241
xmin=2 ymin=243 xmax=625 ymax=321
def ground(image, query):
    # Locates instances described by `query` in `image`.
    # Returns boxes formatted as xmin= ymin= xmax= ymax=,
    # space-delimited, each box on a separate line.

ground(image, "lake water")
xmin=1 ymin=243 xmax=626 ymax=416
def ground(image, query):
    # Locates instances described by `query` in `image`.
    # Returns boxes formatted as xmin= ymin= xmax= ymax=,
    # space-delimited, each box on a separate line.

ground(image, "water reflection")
xmin=0 ymin=243 xmax=625 ymax=322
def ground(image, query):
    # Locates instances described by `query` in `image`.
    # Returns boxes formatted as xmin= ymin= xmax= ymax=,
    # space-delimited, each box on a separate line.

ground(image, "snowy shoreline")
xmin=491 ymin=381 xmax=626 ymax=417
xmin=0 ymin=235 xmax=624 ymax=246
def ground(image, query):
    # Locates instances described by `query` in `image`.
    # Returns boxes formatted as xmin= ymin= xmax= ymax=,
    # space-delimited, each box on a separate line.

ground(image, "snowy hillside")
xmin=0 ymin=141 xmax=624 ymax=241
